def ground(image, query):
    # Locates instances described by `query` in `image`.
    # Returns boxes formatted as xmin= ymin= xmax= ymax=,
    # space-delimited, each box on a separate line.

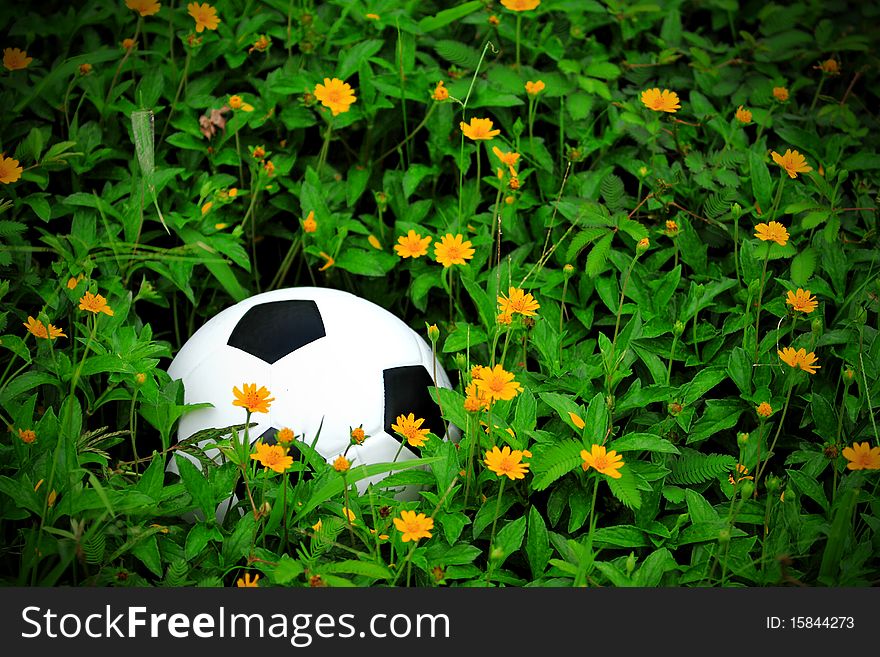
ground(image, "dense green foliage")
xmin=1 ymin=0 xmax=879 ymax=587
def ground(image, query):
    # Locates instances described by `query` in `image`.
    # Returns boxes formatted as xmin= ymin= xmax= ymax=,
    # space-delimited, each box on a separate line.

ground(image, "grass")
xmin=0 ymin=0 xmax=879 ymax=588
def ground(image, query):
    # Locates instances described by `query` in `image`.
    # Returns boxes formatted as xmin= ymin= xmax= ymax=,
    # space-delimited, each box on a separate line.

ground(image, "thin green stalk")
xmin=396 ymin=21 xmax=410 ymax=167
xmin=159 ymin=50 xmax=191 ymax=145
xmin=733 ymin=212 xmax=741 ymax=286
xmin=858 ymin=328 xmax=879 ymax=445
xmin=484 ymin=478 xmax=506 ymax=586
xmin=128 ymin=387 xmax=140 ymax=474
xmin=316 ymin=117 xmax=334 ymax=174
xmin=752 ymin=174 xmax=786 ymax=359
xmin=575 ymin=475 xmax=600 ymax=587
xmin=606 ymin=254 xmax=638 ymax=391
xmin=666 ymin=332 xmax=680 ymax=385
xmin=810 ymin=76 xmax=826 ymax=113
xmin=103 ymin=17 xmax=142 ymax=120
xmin=692 ymin=308 xmax=700 ymax=363
xmin=754 ymin=381 xmax=794 ymax=489
xmin=515 ymin=14 xmax=522 ymax=68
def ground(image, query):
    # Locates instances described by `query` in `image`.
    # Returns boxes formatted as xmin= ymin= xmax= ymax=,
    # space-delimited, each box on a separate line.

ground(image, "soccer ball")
xmin=167 ymin=287 xmax=457 ymax=494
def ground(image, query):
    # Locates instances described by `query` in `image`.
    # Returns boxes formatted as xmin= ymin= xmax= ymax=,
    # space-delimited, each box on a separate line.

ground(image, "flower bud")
xmin=717 ymin=528 xmax=731 ymax=544
xmin=811 ymin=317 xmax=823 ymax=335
xmin=765 ymin=475 xmax=781 ymax=492
xmin=842 ymin=368 xmax=856 ymax=386
xmin=453 ymin=353 xmax=468 ymax=370
xmin=667 ymin=401 xmax=683 ymax=416
xmin=731 ymin=202 xmax=742 ymax=219
xmin=625 ymin=552 xmax=637 ymax=575
xmin=737 ymin=432 xmax=749 ymax=448
xmin=636 ymin=237 xmax=650 ymax=255
xmin=739 ymin=481 xmax=755 ymax=499
xmin=673 ymin=320 xmax=685 ymax=337
xmin=563 ymin=263 xmax=575 ymax=277
xmin=426 ymin=323 xmax=440 ymax=343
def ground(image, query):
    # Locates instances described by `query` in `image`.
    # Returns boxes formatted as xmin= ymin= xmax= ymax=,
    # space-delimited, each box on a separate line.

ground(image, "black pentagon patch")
xmin=383 ymin=365 xmax=444 ymax=444
xmin=256 ymin=426 xmax=279 ymax=446
xmin=228 ymin=300 xmax=325 ymax=364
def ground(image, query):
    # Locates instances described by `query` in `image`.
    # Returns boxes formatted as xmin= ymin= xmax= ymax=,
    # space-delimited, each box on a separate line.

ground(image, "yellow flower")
xmin=473 ymin=364 xmax=522 ymax=402
xmin=276 ymin=427 xmax=295 ymax=444
xmin=580 ymin=444 xmax=625 ymax=479
xmin=314 ymin=77 xmax=357 ymax=116
xmin=48 ymin=490 xmax=57 ymax=507
xmin=525 ymin=80 xmax=545 ymax=96
xmin=786 ymin=288 xmax=817 ymax=314
xmin=302 ymin=210 xmax=317 ymax=233
xmin=333 ymin=455 xmax=351 ymax=473
xmin=125 ymin=0 xmax=161 ymax=16
xmin=497 ymin=287 xmax=540 ymax=316
xmin=252 ymin=145 xmax=266 ymax=159
xmin=250 ymin=440 xmax=293 ymax=473
xmin=496 ymin=311 xmax=512 ymax=326
xmin=66 ymin=275 xmax=82 ymax=289
xmin=79 ymin=63 xmax=92 ymax=76
xmin=568 ymin=412 xmax=586 ymax=429
xmin=263 ymin=160 xmax=275 ymax=176
xmin=756 ymin=402 xmax=773 ymax=418
xmin=817 ymin=58 xmax=840 ymax=75
xmin=640 ymin=88 xmax=680 ymax=113
xmin=18 ymin=428 xmax=36 ymax=444
xmin=24 ymin=316 xmax=66 ymax=340
xmin=777 ymin=347 xmax=821 ymax=374
xmin=228 ymin=95 xmax=254 ymax=112
xmin=365 ymin=13 xmax=380 ymax=20
xmin=369 ymin=528 xmax=390 ymax=540
xmin=460 ymin=117 xmax=500 ymax=141
xmin=311 ymin=519 xmax=323 ymax=532
xmin=318 ymin=251 xmax=334 ymax=271
xmin=728 ymin=463 xmax=754 ymax=485
xmin=236 ymin=573 xmax=260 ymax=587
xmin=735 ymin=105 xmax=752 ymax=124
xmin=367 ymin=234 xmax=382 ymax=250
xmin=79 ymin=291 xmax=114 ymax=316
xmin=248 ymin=34 xmax=271 ymax=53
xmin=488 ymin=14 xmax=500 ymax=26
xmin=500 ymin=0 xmax=541 ymax=10
xmin=637 ymin=237 xmax=650 ymax=253
xmin=433 ymin=233 xmax=474 ymax=267
xmin=665 ymin=220 xmax=679 ymax=236
xmin=187 ymin=2 xmax=220 ymax=32
xmin=341 ymin=507 xmax=357 ymax=523
xmin=201 ymin=201 xmax=213 ymax=215
xmin=432 ymin=81 xmax=449 ymax=101
xmin=121 ymin=38 xmax=137 ymax=51
xmin=232 ymin=383 xmax=275 ymax=414
xmin=463 ymin=382 xmax=491 ymax=412
xmin=754 ymin=221 xmax=789 ymax=246
xmin=771 ymin=149 xmax=812 ymax=179
xmin=393 ymin=510 xmax=434 ymax=542
xmin=3 ymin=47 xmax=33 ymax=71
xmin=484 ymin=445 xmax=530 ymax=480
xmin=391 ymin=413 xmax=430 ymax=447
xmin=491 ymin=146 xmax=520 ymax=174
xmin=772 ymin=86 xmax=789 ymax=102
xmin=0 ymin=155 xmax=23 ymax=184
xmin=842 ymin=442 xmax=880 ymax=471
xmin=350 ymin=427 xmax=366 ymax=444
xmin=228 ymin=188 xmax=238 ymax=197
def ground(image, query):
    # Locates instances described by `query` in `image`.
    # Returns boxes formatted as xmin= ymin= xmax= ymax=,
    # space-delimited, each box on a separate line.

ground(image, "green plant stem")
xmin=751 ymin=168 xmax=788 ymax=359
xmin=692 ymin=308 xmax=700 ymax=363
xmin=733 ymin=212 xmax=741 ymax=286
xmin=376 ymin=102 xmax=437 ymax=163
xmin=159 ymin=49 xmax=191 ymax=146
xmin=606 ymin=254 xmax=638 ymax=392
xmin=317 ymin=117 xmax=334 ymax=174
xmin=128 ymin=387 xmax=140 ymax=474
xmin=810 ymin=76 xmax=826 ymax=113
xmin=463 ymin=412 xmax=478 ymax=507
xmin=484 ymin=478 xmax=506 ymax=586
xmin=515 ymin=15 xmax=522 ymax=68
xmin=666 ymin=332 xmax=680 ymax=385
xmin=754 ymin=381 xmax=794 ymax=489
xmin=103 ymin=17 xmax=142 ymax=121
xmin=575 ymin=475 xmax=601 ymax=587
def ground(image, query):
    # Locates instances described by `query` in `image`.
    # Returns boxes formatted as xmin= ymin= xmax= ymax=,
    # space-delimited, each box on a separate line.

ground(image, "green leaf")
xmin=492 ymin=515 xmax=527 ymax=567
xmin=525 ymin=506 xmax=552 ymax=578
xmin=749 ymin=149 xmax=772 ymax=210
xmin=810 ymin=393 xmax=837 ymax=441
xmin=583 ymin=62 xmax=621 ymax=80
xmin=680 ymin=368 xmax=727 ymax=405
xmin=685 ymin=488 xmax=719 ymax=523
xmin=322 ymin=560 xmax=392 ymax=580
xmin=607 ymin=468 xmax=642 ymax=510
xmin=787 ymin=469 xmax=829 ymax=512
xmin=425 ymin=543 xmax=481 ymax=567
xmin=131 ymin=535 xmax=162 ymax=577
xmin=634 ymin=548 xmax=678 ymax=586
xmin=530 ymin=441 xmax=583 ymax=491
xmin=185 ymin=523 xmax=219 ymax=561
xmin=790 ymin=247 xmax=818 ymax=287
xmin=727 ymin=347 xmax=752 ymax=395
xmin=136 ymin=452 xmax=166 ymax=500
xmin=271 ymin=554 xmax=305 ymax=585
xmin=175 ymin=454 xmax=215 ymax=521
xmin=818 ymin=487 xmax=858 ymax=584
xmin=418 ymin=2 xmax=483 ymax=33
xmin=610 ymin=433 xmax=680 ymax=454
xmin=686 ymin=400 xmax=743 ymax=444
xmin=592 ymin=525 xmax=649 ymax=548
xmin=586 ymin=232 xmax=614 ymax=277
xmin=222 ymin=512 xmax=256 ymax=564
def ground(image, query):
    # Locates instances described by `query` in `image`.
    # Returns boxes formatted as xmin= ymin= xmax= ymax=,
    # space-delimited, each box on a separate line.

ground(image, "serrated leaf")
xmin=787 ymin=469 xmax=829 ymax=512
xmin=492 ymin=515 xmax=527 ymax=567
xmin=586 ymin=232 xmax=614 ymax=277
xmin=790 ymin=247 xmax=818 ymax=287
xmin=530 ymin=441 xmax=583 ymax=491
xmin=607 ymin=469 xmax=642 ymax=510
xmin=610 ymin=433 xmax=680 ymax=454
xmin=749 ymin=149 xmax=772 ymax=210
xmin=525 ymin=506 xmax=552 ymax=578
